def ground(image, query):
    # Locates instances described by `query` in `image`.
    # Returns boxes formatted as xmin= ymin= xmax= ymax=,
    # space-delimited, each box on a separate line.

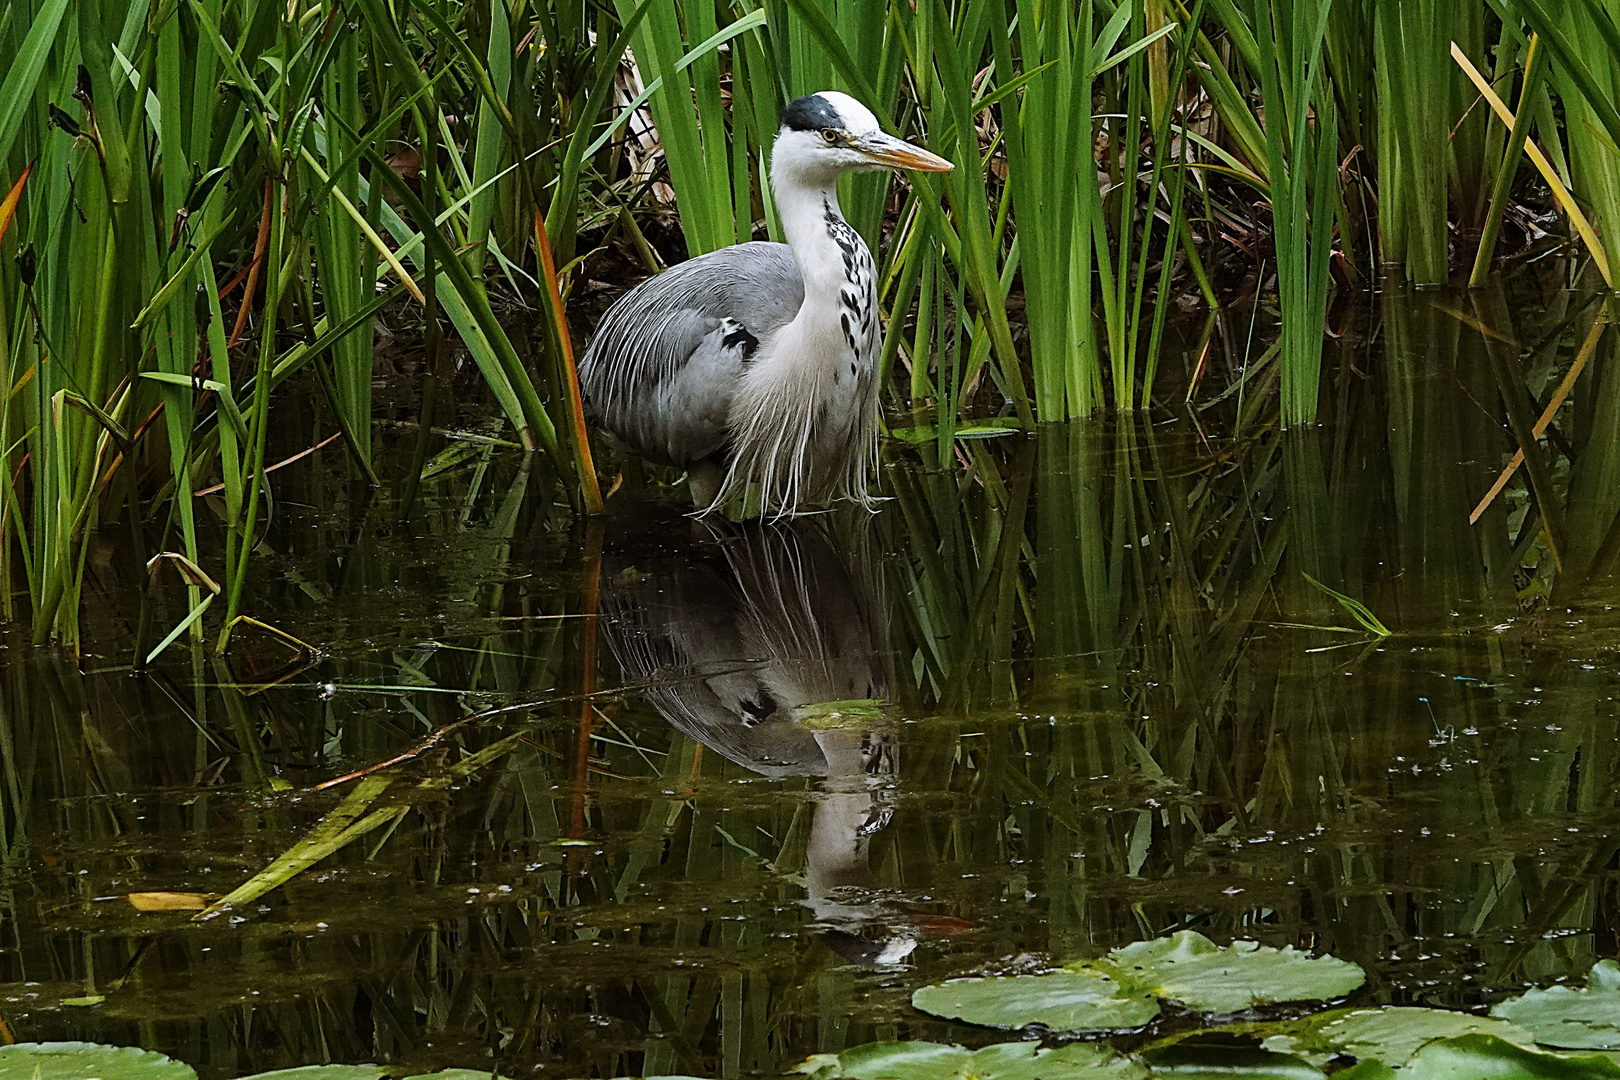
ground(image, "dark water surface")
xmin=2 ymin=289 xmax=1619 ymax=1077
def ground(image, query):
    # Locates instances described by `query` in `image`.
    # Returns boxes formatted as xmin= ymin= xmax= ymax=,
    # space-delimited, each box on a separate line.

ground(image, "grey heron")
xmin=579 ymin=91 xmax=952 ymax=518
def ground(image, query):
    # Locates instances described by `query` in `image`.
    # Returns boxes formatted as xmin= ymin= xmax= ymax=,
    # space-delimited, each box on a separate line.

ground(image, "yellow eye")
xmin=821 ymin=128 xmax=838 ymax=143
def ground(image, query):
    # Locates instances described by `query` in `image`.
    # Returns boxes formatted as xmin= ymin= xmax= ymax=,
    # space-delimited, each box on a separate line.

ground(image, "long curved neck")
xmin=774 ymin=174 xmax=862 ymax=317
xmin=717 ymin=162 xmax=882 ymax=515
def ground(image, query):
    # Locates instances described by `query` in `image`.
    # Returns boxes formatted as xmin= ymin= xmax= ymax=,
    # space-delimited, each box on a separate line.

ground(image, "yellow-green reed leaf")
xmin=365 ymin=142 xmax=560 ymax=459
xmin=184 ymin=0 xmax=277 ymax=146
xmin=130 ymin=208 xmax=237 ymax=329
xmin=922 ymin=0 xmax=1033 ymax=425
xmin=146 ymin=550 xmax=223 ymax=594
xmin=1175 ymin=127 xmax=1268 ymax=191
xmin=1302 ymin=573 xmax=1392 ymax=638
xmin=581 ymin=10 xmax=767 ymax=159
xmin=266 ymin=284 xmax=404 ymax=391
xmin=145 ymin=593 xmax=214 ymax=665
xmin=0 ymin=0 xmax=70 ymax=163
xmin=773 ymin=0 xmax=883 ymax=116
xmin=1091 ymin=2 xmax=1135 ymax=72
xmin=545 ymin=0 xmax=661 ymax=245
xmin=419 ymin=732 xmax=526 ymax=790
xmin=419 ymin=440 xmax=485 ymax=481
xmin=1090 ymin=21 xmax=1178 ymax=78
xmin=141 ymin=371 xmax=251 ymax=441
xmin=968 ymin=61 xmax=1057 ymax=115
xmin=226 ymin=615 xmax=316 ymax=653
xmin=393 ymin=0 xmax=518 ymax=140
xmin=298 ymin=147 xmax=424 ymax=303
xmin=195 ymin=775 xmax=398 ymax=920
xmin=58 ymin=391 xmax=131 ymax=451
xmin=1504 ymin=0 xmax=1620 ymax=158
xmin=1451 ymin=41 xmax=1612 ymax=289
xmin=305 ymin=68 xmax=448 ymax=222
xmin=140 ymin=371 xmax=227 ymax=394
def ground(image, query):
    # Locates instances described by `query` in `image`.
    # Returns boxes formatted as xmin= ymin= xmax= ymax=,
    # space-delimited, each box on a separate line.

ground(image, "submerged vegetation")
xmin=0 ymin=288 xmax=1618 ymax=1075
xmin=0 ymin=0 xmax=1615 ymax=640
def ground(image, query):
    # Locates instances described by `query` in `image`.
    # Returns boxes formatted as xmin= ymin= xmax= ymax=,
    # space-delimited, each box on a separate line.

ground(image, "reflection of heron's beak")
xmin=856 ymin=132 xmax=954 ymax=173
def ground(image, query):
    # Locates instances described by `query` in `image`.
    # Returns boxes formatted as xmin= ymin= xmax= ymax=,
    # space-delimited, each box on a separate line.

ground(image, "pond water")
xmin=2 ymin=287 xmax=1619 ymax=1078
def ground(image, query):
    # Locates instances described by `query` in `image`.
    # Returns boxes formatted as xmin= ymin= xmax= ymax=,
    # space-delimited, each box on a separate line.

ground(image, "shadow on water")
xmin=1 ymin=285 xmax=1620 ymax=1077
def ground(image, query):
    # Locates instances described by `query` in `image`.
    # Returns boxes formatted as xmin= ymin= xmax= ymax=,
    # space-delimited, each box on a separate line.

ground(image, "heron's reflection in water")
xmin=600 ymin=511 xmax=915 ymax=966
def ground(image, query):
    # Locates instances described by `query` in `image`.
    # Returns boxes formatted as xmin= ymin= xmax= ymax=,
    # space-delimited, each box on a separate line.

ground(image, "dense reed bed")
xmin=0 ymin=0 xmax=1615 ymax=644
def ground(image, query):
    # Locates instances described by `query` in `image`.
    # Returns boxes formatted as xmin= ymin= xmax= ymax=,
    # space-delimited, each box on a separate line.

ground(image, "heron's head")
xmin=773 ymin=91 xmax=953 ymax=187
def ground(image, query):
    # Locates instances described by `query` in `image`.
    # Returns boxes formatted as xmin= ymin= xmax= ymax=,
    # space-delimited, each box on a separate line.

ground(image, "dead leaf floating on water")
xmin=127 ymin=891 xmax=213 ymax=911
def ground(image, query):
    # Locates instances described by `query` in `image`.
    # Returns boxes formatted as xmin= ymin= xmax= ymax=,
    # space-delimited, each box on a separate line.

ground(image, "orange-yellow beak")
xmin=856 ymin=132 xmax=955 ymax=173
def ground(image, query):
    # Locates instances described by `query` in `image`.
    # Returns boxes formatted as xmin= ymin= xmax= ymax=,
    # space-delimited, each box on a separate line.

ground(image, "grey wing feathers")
xmin=579 ymin=242 xmax=803 ymax=466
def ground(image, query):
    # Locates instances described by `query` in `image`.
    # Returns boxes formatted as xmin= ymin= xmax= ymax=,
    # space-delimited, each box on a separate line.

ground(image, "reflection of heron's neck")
xmin=803 ymin=729 xmax=887 ymax=914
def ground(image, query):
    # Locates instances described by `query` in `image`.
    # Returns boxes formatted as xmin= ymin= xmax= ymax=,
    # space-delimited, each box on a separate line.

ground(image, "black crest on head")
xmin=781 ymin=94 xmax=840 ymax=132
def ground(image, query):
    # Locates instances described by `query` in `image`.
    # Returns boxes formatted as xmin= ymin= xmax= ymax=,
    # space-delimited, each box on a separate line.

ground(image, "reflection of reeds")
xmin=5 ymin=287 xmax=1620 ymax=1077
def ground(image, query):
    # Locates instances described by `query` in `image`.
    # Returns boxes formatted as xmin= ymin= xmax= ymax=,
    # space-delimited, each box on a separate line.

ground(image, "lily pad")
xmin=888 ymin=419 xmax=1022 ymax=445
xmin=797 ymin=1040 xmax=1142 ymax=1080
xmin=912 ymin=932 xmax=1364 ymax=1032
xmin=1396 ymin=1033 xmax=1620 ymax=1079
xmin=1141 ymin=1044 xmax=1324 ymax=1079
xmin=1260 ymin=1007 xmax=1536 ymax=1067
xmin=1111 ymin=932 xmax=1365 ymax=1014
xmin=234 ymin=1068 xmax=387 ymax=1079
xmin=0 ymin=1042 xmax=197 ymax=1080
xmin=911 ymin=968 xmax=1159 ymax=1031
xmin=1491 ymin=961 xmax=1620 ymax=1050
xmin=791 ymin=699 xmax=888 ymax=727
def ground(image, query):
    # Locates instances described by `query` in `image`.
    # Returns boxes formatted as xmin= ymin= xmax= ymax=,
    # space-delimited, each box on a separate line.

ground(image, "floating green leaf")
xmin=1142 ymin=1044 xmax=1325 ymax=1079
xmin=791 ymin=699 xmax=889 ymax=727
xmin=238 ymin=1070 xmax=503 ymax=1079
xmin=913 ymin=932 xmax=1364 ymax=1032
xmin=1491 ymin=961 xmax=1620 ymax=1050
xmin=797 ymin=1040 xmax=1143 ymax=1080
xmin=888 ymin=419 xmax=1023 ymax=445
xmin=234 ymin=1068 xmax=387 ymax=1079
xmin=1261 ymin=1007 xmax=1536 ymax=1067
xmin=912 ymin=969 xmax=1159 ymax=1031
xmin=0 ymin=1043 xmax=196 ymax=1080
xmin=1111 ymin=932 xmax=1366 ymax=1013
xmin=1394 ymin=1033 xmax=1620 ymax=1079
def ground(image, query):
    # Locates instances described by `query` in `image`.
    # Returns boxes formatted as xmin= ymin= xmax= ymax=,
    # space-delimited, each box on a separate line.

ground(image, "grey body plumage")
xmin=577 ymin=90 xmax=952 ymax=517
xmin=581 ymin=242 xmax=803 ymax=469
